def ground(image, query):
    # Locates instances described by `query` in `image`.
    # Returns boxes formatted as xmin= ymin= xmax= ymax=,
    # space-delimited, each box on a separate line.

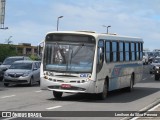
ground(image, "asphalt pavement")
xmin=132 ymin=64 xmax=160 ymax=120
xmin=0 ymin=78 xmax=4 ymax=90
xmin=0 ymin=65 xmax=160 ymax=120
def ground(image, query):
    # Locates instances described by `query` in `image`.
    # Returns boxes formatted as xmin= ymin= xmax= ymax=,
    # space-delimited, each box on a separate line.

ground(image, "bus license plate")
xmin=61 ymin=84 xmax=71 ymax=88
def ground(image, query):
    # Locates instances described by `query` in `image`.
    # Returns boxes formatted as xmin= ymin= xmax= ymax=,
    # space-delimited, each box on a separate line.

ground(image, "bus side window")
xmin=105 ymin=41 xmax=110 ymax=62
xmin=97 ymin=40 xmax=104 ymax=72
xmin=112 ymin=42 xmax=117 ymax=62
xmin=135 ymin=43 xmax=139 ymax=60
xmin=125 ymin=42 xmax=129 ymax=61
xmin=131 ymin=42 xmax=135 ymax=61
xmin=119 ymin=42 xmax=124 ymax=62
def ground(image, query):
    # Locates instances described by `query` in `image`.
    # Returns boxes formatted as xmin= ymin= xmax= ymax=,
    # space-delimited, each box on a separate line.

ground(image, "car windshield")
xmin=44 ymin=42 xmax=95 ymax=73
xmin=9 ymin=63 xmax=32 ymax=70
xmin=3 ymin=58 xmax=23 ymax=65
xmin=152 ymin=58 xmax=160 ymax=63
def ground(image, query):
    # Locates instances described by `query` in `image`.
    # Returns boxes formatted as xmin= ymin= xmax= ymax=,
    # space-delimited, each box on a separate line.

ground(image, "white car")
xmin=3 ymin=60 xmax=40 ymax=86
xmin=150 ymin=57 xmax=160 ymax=74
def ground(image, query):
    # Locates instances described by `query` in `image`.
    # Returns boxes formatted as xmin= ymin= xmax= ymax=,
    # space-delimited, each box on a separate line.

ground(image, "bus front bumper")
xmin=47 ymin=85 xmax=86 ymax=93
xmin=40 ymin=77 xmax=96 ymax=93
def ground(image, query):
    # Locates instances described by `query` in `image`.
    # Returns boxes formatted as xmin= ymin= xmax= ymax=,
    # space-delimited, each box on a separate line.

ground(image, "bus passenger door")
xmin=96 ymin=40 xmax=105 ymax=93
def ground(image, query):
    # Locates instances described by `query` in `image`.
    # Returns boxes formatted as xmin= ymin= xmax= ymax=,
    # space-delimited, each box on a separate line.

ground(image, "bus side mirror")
xmin=38 ymin=41 xmax=44 ymax=60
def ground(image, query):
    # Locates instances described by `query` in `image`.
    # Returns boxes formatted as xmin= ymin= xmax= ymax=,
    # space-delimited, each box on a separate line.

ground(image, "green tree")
xmin=29 ymin=54 xmax=39 ymax=61
xmin=0 ymin=44 xmax=17 ymax=62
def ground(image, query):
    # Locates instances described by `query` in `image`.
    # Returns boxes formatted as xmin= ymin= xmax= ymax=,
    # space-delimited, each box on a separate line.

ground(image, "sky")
xmin=0 ymin=0 xmax=160 ymax=50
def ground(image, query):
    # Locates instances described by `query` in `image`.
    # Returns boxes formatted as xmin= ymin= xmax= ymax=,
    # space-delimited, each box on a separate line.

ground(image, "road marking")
xmin=46 ymin=105 xmax=62 ymax=110
xmin=2 ymin=117 xmax=17 ymax=120
xmin=35 ymin=90 xmax=42 ymax=93
xmin=129 ymin=103 xmax=160 ymax=120
xmin=130 ymin=116 xmax=138 ymax=120
xmin=1 ymin=95 xmax=16 ymax=99
xmin=148 ymin=103 xmax=160 ymax=111
xmin=142 ymin=78 xmax=147 ymax=81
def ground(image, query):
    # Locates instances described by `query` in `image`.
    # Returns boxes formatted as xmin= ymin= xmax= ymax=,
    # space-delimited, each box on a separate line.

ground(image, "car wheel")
xmin=4 ymin=83 xmax=9 ymax=87
xmin=98 ymin=80 xmax=108 ymax=100
xmin=29 ymin=77 xmax=34 ymax=86
xmin=53 ymin=91 xmax=63 ymax=99
xmin=155 ymin=75 xmax=159 ymax=80
xmin=38 ymin=81 xmax=40 ymax=85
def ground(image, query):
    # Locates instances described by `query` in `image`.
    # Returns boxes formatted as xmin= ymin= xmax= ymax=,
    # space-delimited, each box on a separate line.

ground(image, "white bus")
xmin=40 ymin=31 xmax=143 ymax=100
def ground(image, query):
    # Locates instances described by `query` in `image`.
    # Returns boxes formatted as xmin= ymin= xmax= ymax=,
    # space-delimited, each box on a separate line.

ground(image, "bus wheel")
xmin=98 ymin=81 xmax=108 ymax=100
xmin=155 ymin=75 xmax=159 ymax=80
xmin=127 ymin=74 xmax=134 ymax=92
xmin=53 ymin=91 xmax=63 ymax=99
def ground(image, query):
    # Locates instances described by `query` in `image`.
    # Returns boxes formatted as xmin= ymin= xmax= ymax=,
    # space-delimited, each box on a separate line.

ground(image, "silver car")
xmin=0 ymin=56 xmax=31 ymax=78
xmin=3 ymin=60 xmax=40 ymax=86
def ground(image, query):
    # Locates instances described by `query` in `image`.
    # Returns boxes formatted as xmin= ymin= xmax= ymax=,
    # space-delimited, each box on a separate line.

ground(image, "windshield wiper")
xmin=66 ymin=44 xmax=84 ymax=71
xmin=71 ymin=43 xmax=84 ymax=58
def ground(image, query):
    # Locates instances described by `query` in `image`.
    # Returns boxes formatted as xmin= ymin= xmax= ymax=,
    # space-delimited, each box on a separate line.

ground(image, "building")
xmin=153 ymin=49 xmax=160 ymax=52
xmin=0 ymin=43 xmax=38 ymax=56
xmin=15 ymin=43 xmax=37 ymax=56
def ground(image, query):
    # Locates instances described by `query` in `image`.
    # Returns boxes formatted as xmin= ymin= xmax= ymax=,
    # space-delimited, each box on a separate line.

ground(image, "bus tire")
xmin=155 ymin=75 xmax=159 ymax=80
xmin=126 ymin=74 xmax=134 ymax=92
xmin=98 ymin=80 xmax=108 ymax=100
xmin=53 ymin=91 xmax=63 ymax=99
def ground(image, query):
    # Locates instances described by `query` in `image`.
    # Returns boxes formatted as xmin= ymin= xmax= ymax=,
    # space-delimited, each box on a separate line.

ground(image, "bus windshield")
xmin=44 ymin=42 xmax=95 ymax=73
